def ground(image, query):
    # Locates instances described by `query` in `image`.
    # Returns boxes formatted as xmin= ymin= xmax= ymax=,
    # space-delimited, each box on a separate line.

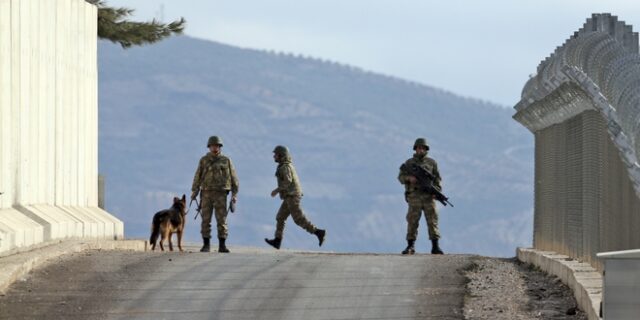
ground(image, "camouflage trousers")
xmin=275 ymin=196 xmax=316 ymax=239
xmin=200 ymin=190 xmax=229 ymax=239
xmin=406 ymin=193 xmax=440 ymax=241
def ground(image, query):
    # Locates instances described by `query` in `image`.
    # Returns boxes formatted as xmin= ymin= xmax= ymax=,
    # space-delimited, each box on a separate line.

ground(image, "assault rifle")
xmin=402 ymin=163 xmax=454 ymax=207
xmin=190 ymin=198 xmax=202 ymax=220
xmin=228 ymin=199 xmax=236 ymax=214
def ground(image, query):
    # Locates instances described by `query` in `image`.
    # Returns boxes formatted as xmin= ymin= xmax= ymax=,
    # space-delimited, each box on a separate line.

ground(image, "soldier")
xmin=265 ymin=145 xmax=326 ymax=249
xmin=191 ymin=136 xmax=239 ymax=253
xmin=398 ymin=138 xmax=444 ymax=255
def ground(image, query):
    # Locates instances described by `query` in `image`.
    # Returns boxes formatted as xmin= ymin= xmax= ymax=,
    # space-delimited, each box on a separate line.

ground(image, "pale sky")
xmin=106 ymin=0 xmax=640 ymax=106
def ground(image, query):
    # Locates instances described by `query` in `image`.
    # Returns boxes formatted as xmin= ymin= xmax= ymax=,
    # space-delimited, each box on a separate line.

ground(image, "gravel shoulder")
xmin=462 ymin=257 xmax=588 ymax=320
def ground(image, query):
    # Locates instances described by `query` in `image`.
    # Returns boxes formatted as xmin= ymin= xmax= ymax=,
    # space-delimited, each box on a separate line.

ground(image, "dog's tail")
xmin=150 ymin=215 xmax=161 ymax=246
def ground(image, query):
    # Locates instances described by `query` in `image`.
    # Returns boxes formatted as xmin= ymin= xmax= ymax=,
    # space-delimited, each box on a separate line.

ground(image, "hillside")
xmin=98 ymin=36 xmax=533 ymax=256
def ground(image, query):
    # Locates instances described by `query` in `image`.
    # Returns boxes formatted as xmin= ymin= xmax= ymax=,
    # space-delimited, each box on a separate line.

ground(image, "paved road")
xmin=0 ymin=247 xmax=474 ymax=320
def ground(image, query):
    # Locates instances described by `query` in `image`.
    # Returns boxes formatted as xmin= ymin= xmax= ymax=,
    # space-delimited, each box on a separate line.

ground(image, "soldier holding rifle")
xmin=398 ymin=137 xmax=452 ymax=255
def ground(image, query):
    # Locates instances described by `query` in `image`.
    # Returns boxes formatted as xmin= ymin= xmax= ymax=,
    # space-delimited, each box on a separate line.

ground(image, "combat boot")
xmin=218 ymin=237 xmax=230 ymax=253
xmin=200 ymin=237 xmax=210 ymax=252
xmin=314 ymin=229 xmax=326 ymax=247
xmin=431 ymin=239 xmax=444 ymax=255
xmin=265 ymin=237 xmax=282 ymax=249
xmin=402 ymin=240 xmax=415 ymax=255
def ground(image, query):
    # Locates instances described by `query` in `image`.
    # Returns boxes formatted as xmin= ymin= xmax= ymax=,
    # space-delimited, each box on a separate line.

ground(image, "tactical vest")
xmin=201 ymin=154 xmax=233 ymax=191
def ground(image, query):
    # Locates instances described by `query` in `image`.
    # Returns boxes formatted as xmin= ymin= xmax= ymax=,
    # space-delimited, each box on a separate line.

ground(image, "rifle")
xmin=402 ymin=163 xmax=454 ymax=207
xmin=190 ymin=198 xmax=202 ymax=220
xmin=227 ymin=199 xmax=236 ymax=214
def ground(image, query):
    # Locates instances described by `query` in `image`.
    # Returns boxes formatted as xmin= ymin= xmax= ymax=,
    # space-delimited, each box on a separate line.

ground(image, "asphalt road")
xmin=0 ymin=247 xmax=474 ymax=320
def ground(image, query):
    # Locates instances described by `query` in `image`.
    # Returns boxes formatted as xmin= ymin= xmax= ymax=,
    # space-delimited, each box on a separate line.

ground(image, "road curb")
xmin=517 ymin=247 xmax=602 ymax=320
xmin=0 ymin=239 xmax=147 ymax=295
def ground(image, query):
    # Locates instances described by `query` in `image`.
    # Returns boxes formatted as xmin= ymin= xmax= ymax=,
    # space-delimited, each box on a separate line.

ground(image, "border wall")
xmin=0 ymin=0 xmax=123 ymax=256
xmin=514 ymin=14 xmax=640 ymax=271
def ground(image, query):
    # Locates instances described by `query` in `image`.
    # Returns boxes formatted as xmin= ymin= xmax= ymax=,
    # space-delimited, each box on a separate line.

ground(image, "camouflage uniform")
xmin=274 ymin=155 xmax=317 ymax=238
xmin=398 ymin=149 xmax=442 ymax=242
xmin=192 ymin=152 xmax=239 ymax=240
xmin=265 ymin=146 xmax=325 ymax=250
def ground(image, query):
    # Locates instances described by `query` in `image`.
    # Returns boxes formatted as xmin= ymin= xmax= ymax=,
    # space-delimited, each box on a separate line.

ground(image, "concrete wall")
xmin=534 ymin=109 xmax=640 ymax=271
xmin=513 ymin=14 xmax=640 ymax=272
xmin=0 ymin=0 xmax=123 ymax=256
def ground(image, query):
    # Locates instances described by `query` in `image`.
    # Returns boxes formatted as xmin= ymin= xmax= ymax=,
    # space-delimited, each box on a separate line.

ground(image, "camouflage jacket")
xmin=275 ymin=159 xmax=302 ymax=199
xmin=398 ymin=153 xmax=442 ymax=194
xmin=192 ymin=152 xmax=239 ymax=195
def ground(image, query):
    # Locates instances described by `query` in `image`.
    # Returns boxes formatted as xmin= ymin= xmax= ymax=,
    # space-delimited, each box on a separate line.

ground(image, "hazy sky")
xmin=106 ymin=0 xmax=640 ymax=106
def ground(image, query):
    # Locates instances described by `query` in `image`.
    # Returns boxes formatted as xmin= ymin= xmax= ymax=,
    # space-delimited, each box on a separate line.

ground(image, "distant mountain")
xmin=98 ymin=36 xmax=534 ymax=256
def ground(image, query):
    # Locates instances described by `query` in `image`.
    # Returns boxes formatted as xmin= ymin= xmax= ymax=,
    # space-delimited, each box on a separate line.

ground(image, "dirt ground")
xmin=462 ymin=257 xmax=588 ymax=320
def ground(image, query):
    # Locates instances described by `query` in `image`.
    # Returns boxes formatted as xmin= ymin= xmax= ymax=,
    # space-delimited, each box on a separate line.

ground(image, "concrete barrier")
xmin=0 ymin=206 xmax=124 ymax=258
xmin=0 ymin=208 xmax=44 ymax=254
xmin=0 ymin=0 xmax=124 ymax=256
xmin=518 ymin=247 xmax=602 ymax=320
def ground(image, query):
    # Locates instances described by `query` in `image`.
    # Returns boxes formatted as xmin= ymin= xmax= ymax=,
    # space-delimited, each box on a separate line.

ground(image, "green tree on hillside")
xmin=86 ymin=0 xmax=185 ymax=48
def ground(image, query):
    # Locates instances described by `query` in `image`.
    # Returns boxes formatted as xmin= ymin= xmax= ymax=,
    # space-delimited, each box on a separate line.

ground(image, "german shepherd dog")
xmin=150 ymin=194 xmax=187 ymax=252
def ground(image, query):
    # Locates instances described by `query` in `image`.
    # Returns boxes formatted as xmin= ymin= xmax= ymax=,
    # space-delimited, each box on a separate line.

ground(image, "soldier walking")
xmin=191 ymin=136 xmax=239 ymax=253
xmin=265 ymin=145 xmax=326 ymax=249
xmin=398 ymin=138 xmax=444 ymax=255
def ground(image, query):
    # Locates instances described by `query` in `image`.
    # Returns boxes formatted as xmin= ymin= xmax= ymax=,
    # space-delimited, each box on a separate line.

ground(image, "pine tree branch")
xmin=86 ymin=0 xmax=186 ymax=48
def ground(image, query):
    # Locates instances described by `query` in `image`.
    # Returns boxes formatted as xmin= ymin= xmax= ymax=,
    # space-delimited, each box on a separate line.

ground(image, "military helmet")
xmin=273 ymin=145 xmax=289 ymax=156
xmin=207 ymin=136 xmax=223 ymax=147
xmin=413 ymin=137 xmax=429 ymax=150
